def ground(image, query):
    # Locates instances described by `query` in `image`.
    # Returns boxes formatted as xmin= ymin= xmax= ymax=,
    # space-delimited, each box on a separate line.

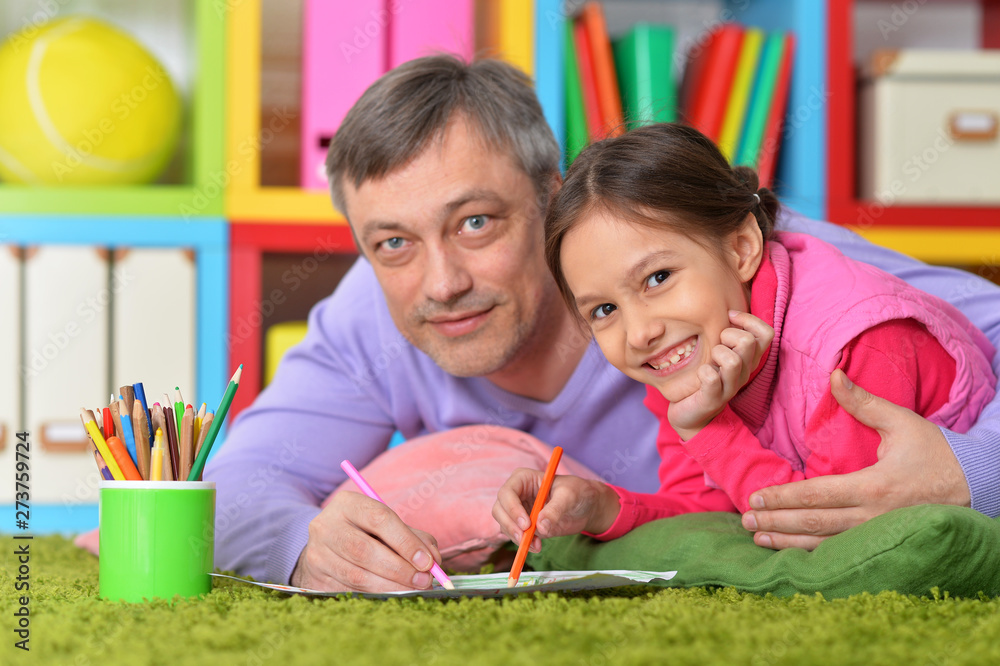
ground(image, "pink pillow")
xmin=75 ymin=528 xmax=99 ymax=556
xmin=325 ymin=425 xmax=599 ymax=572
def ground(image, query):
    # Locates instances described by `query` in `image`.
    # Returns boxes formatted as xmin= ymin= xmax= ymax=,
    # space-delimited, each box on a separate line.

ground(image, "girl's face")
xmin=561 ymin=211 xmax=758 ymax=402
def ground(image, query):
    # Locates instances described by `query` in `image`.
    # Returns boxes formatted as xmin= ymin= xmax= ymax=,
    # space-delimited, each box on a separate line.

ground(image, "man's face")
xmin=342 ymin=120 xmax=556 ymax=377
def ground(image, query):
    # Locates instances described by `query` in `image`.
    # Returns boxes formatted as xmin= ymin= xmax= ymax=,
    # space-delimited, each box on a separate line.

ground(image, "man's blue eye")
xmin=462 ymin=215 xmax=488 ymax=231
xmin=592 ymin=303 xmax=616 ymax=320
xmin=382 ymin=237 xmax=405 ymax=250
xmin=646 ymin=270 xmax=670 ymax=289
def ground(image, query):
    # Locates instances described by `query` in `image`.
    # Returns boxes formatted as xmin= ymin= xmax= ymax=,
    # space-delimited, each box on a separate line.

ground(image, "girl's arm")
xmin=681 ymin=318 xmax=956 ymax=513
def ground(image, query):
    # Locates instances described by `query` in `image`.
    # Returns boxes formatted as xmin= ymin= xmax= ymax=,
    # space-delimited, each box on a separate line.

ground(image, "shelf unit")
xmin=0 ymin=216 xmax=228 ymax=529
xmin=826 ymin=0 xmax=1000 ymax=262
xmin=0 ymin=0 xmax=225 ymax=217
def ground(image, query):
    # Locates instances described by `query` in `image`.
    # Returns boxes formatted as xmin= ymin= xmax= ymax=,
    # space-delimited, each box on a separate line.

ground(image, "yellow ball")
xmin=0 ymin=16 xmax=182 ymax=185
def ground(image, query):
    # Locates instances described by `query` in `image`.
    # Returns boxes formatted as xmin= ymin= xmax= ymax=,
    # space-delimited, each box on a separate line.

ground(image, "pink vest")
xmin=748 ymin=232 xmax=996 ymax=473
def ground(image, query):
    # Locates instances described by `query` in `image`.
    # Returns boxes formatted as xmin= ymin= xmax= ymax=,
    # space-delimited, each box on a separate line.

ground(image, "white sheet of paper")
xmin=211 ymin=570 xmax=678 ymax=599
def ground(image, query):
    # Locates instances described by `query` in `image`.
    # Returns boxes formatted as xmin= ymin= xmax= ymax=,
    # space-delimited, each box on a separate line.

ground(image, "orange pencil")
xmin=179 ymin=404 xmax=194 ymax=481
xmin=507 ymin=446 xmax=563 ymax=587
xmin=105 ymin=436 xmax=142 ymax=481
xmin=132 ymin=399 xmax=151 ymax=480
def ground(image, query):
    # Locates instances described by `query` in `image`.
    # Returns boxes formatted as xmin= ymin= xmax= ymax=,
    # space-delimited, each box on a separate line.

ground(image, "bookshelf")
xmin=826 ymin=0 xmax=1000 ymax=263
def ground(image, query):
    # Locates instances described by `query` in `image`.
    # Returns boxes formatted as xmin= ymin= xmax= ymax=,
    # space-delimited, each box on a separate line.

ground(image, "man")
xmin=205 ymin=56 xmax=1000 ymax=592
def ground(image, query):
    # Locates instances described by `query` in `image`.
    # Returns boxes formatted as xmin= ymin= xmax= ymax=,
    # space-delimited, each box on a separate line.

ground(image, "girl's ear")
xmin=730 ymin=212 xmax=764 ymax=283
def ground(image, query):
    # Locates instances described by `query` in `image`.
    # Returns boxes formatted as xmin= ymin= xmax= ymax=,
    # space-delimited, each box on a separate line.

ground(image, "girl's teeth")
xmin=651 ymin=341 xmax=695 ymax=370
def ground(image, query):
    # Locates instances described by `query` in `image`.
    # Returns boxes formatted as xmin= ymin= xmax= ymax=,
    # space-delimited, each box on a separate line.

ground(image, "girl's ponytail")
xmin=731 ymin=165 xmax=779 ymax=239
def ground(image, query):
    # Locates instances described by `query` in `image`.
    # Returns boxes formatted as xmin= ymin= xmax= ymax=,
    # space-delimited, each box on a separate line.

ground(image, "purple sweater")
xmin=205 ymin=210 xmax=1000 ymax=583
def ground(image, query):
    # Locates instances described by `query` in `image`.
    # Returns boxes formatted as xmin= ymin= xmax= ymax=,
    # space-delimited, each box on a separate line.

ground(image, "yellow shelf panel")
xmin=228 ymin=188 xmax=344 ymax=224
xmin=849 ymin=227 xmax=1000 ymax=265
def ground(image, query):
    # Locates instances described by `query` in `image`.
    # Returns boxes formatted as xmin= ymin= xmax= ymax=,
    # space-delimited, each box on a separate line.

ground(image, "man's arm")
xmin=205 ymin=260 xmax=437 ymax=588
xmin=747 ymin=212 xmax=1000 ymax=548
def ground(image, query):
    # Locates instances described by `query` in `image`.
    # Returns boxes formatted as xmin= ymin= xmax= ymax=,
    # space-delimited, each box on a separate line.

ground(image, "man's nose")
xmin=423 ymin=244 xmax=473 ymax=304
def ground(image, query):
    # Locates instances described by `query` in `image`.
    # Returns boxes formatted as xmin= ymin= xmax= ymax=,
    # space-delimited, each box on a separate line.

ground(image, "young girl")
xmin=493 ymin=123 xmax=996 ymax=547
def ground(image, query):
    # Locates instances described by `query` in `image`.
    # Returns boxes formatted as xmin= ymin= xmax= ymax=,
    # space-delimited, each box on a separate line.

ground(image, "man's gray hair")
xmin=325 ymin=54 xmax=561 ymax=217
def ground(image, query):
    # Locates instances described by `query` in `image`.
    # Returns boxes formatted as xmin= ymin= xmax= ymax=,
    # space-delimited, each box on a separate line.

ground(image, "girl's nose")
xmin=624 ymin=309 xmax=665 ymax=351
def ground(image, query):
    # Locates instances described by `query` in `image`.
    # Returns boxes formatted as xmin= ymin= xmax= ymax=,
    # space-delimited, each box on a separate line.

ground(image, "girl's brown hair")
xmin=545 ymin=123 xmax=780 ymax=310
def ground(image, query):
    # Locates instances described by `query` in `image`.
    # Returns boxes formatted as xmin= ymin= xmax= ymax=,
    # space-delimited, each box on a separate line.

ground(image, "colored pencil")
xmin=92 ymin=446 xmax=113 ymax=480
xmin=132 ymin=399 xmax=151 ymax=480
xmin=340 ymin=459 xmax=455 ymax=590
xmin=102 ymin=406 xmax=114 ymax=440
xmin=119 ymin=385 xmax=135 ymax=424
xmin=151 ymin=403 xmax=174 ymax=481
xmin=508 ymin=446 xmax=563 ymax=587
xmin=109 ymin=393 xmax=124 ymax=443
xmin=132 ymin=382 xmax=152 ymax=439
xmin=117 ymin=397 xmax=139 ymax=469
xmin=195 ymin=412 xmax=213 ymax=457
xmin=174 ymin=387 xmax=185 ymax=435
xmin=105 ymin=436 xmax=143 ymax=481
xmin=194 ymin=402 xmax=207 ymax=446
xmin=164 ymin=405 xmax=180 ymax=481
xmin=81 ymin=409 xmax=125 ymax=481
xmin=151 ymin=428 xmax=165 ymax=482
xmin=188 ymin=365 xmax=243 ymax=481
xmin=180 ymin=404 xmax=194 ymax=481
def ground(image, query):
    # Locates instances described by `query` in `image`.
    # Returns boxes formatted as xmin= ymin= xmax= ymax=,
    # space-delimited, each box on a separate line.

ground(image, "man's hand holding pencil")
xmin=290 ymin=485 xmax=448 ymax=593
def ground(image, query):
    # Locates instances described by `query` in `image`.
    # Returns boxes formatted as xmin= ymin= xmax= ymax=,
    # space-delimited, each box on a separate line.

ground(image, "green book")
xmin=735 ymin=31 xmax=785 ymax=168
xmin=613 ymin=23 xmax=676 ymax=130
xmin=563 ymin=18 xmax=588 ymax=168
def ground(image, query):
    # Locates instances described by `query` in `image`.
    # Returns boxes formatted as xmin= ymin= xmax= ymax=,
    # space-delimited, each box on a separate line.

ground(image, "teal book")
xmin=735 ymin=31 xmax=785 ymax=168
xmin=613 ymin=23 xmax=676 ymax=129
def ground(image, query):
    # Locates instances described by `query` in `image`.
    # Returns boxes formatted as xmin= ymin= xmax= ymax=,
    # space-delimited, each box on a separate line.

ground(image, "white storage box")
xmin=859 ymin=49 xmax=1000 ymax=204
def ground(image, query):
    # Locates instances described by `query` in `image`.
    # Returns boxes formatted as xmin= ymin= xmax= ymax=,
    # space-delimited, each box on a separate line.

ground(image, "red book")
xmin=683 ymin=23 xmax=745 ymax=141
xmin=756 ymin=34 xmax=796 ymax=188
xmin=580 ymin=2 xmax=624 ymax=137
xmin=573 ymin=17 xmax=604 ymax=141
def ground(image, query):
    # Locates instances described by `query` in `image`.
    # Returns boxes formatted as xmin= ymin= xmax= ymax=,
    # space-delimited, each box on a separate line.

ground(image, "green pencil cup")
xmin=99 ymin=480 xmax=215 ymax=602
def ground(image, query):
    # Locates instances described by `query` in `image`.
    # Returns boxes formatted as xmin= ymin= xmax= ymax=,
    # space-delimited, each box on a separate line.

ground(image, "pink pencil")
xmin=339 ymin=460 xmax=455 ymax=590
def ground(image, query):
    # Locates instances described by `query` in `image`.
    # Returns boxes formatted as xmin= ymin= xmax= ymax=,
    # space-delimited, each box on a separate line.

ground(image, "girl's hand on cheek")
xmin=667 ymin=311 xmax=774 ymax=440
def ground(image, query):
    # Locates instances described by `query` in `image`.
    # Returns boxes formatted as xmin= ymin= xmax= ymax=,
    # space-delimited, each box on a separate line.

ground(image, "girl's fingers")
xmin=728 ymin=310 xmax=775 ymax=364
xmin=711 ymin=344 xmax=745 ymax=398
xmin=698 ymin=363 xmax=723 ymax=404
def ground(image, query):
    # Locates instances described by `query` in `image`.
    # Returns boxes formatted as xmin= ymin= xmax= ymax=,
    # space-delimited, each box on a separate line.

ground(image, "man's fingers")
xmin=829 ymin=369 xmax=905 ymax=433
xmin=342 ymin=493 xmax=436 ymax=588
xmin=748 ymin=473 xmax=861 ymax=512
xmin=743 ymin=504 xmax=870 ymax=538
xmin=753 ymin=531 xmax=828 ymax=551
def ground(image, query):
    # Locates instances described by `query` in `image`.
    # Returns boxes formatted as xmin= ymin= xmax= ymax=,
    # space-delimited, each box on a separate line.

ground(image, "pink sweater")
xmin=596 ymin=232 xmax=997 ymax=539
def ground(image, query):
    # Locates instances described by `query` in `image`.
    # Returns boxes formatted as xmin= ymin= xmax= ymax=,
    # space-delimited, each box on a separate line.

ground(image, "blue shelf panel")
xmin=1 ymin=503 xmax=99 ymax=536
xmin=536 ymin=0 xmax=566 ymax=165
xmin=730 ymin=0 xmax=828 ymax=220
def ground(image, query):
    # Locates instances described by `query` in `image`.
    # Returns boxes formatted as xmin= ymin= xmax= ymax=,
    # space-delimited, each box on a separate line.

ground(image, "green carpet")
xmin=3 ymin=535 xmax=1000 ymax=665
